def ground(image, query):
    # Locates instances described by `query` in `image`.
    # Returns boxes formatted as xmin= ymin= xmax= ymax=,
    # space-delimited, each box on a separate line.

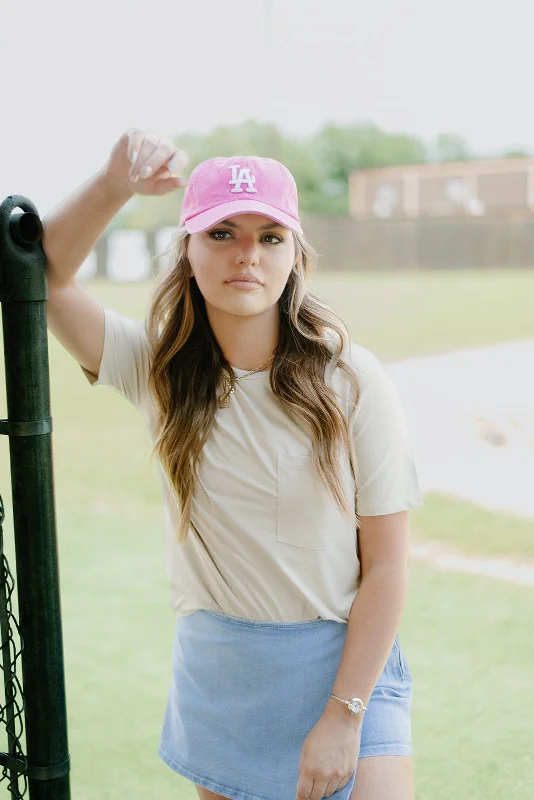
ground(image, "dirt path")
xmin=410 ymin=540 xmax=534 ymax=586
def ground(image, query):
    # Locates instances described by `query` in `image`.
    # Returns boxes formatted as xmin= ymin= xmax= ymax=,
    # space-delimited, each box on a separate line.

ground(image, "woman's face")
xmin=187 ymin=214 xmax=296 ymax=319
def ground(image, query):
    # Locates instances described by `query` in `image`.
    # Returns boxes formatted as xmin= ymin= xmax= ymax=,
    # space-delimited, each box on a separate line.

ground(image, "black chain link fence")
xmin=0 ymin=494 xmax=27 ymax=799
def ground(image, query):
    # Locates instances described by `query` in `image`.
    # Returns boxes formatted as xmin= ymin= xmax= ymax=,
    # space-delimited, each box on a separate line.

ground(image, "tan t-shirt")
xmin=84 ymin=306 xmax=423 ymax=623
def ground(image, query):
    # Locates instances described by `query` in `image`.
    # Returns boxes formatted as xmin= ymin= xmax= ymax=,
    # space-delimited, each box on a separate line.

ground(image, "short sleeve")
xmin=81 ymin=306 xmax=151 ymax=412
xmin=351 ymin=346 xmax=423 ymax=516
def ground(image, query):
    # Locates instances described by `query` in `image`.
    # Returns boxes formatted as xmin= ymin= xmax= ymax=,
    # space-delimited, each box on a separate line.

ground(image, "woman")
xmin=44 ymin=129 xmax=423 ymax=800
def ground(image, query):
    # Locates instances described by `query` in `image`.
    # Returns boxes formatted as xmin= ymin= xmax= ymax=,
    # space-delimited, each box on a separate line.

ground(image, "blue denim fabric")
xmin=159 ymin=609 xmax=412 ymax=800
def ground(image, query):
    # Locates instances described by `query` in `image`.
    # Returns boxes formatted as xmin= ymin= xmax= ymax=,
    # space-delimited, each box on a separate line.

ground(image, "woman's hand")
xmin=103 ymin=128 xmax=189 ymax=197
xmin=296 ymin=712 xmax=360 ymax=800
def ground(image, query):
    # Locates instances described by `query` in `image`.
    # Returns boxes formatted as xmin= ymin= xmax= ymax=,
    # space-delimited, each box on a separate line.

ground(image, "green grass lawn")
xmin=61 ymin=268 xmax=534 ymax=363
xmin=1 ymin=269 xmax=534 ymax=799
xmin=407 ymin=563 xmax=534 ymax=800
xmin=311 ymin=268 xmax=534 ymax=362
xmin=61 ymin=548 xmax=534 ymax=800
xmin=411 ymin=493 xmax=534 ymax=562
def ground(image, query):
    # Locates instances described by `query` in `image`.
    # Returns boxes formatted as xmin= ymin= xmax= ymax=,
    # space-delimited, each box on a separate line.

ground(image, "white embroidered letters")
xmin=229 ymin=165 xmax=258 ymax=193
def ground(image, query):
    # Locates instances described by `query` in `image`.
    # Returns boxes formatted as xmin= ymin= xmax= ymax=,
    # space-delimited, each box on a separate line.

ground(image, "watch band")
xmin=330 ymin=694 xmax=368 ymax=715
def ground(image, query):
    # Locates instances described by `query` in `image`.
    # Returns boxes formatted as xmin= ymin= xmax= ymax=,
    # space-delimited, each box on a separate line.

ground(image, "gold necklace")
xmin=218 ymin=354 xmax=274 ymax=408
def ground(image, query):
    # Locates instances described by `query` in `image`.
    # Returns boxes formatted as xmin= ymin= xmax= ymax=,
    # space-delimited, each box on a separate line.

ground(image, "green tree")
xmin=312 ymin=121 xmax=426 ymax=177
xmin=309 ymin=122 xmax=427 ymax=214
xmin=117 ymin=120 xmax=480 ymax=227
xmin=429 ymin=133 xmax=472 ymax=163
xmin=502 ymin=148 xmax=532 ymax=159
xmin=119 ymin=120 xmax=326 ymax=227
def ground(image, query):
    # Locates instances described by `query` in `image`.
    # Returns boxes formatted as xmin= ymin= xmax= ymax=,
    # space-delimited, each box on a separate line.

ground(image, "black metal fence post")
xmin=0 ymin=195 xmax=70 ymax=800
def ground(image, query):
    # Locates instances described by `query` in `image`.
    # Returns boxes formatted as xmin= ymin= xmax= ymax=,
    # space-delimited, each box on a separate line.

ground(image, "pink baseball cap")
xmin=179 ymin=156 xmax=302 ymax=234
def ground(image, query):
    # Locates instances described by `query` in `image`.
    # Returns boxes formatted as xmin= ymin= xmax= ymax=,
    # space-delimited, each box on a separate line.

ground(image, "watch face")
xmin=348 ymin=698 xmax=363 ymax=714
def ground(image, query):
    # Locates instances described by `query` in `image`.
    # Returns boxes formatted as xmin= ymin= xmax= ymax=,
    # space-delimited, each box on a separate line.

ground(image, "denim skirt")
xmin=159 ymin=609 xmax=412 ymax=800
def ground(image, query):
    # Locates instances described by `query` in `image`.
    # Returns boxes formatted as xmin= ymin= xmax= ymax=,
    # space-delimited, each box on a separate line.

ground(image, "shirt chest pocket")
xmin=276 ymin=453 xmax=355 ymax=550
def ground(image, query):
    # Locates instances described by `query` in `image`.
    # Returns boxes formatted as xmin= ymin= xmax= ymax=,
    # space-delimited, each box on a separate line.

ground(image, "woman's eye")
xmin=207 ymin=230 xmax=283 ymax=243
xmin=208 ymin=229 xmax=232 ymax=240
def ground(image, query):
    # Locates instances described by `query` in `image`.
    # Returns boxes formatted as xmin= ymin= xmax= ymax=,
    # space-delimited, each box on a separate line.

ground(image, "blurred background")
xmin=1 ymin=1 xmax=534 ymax=798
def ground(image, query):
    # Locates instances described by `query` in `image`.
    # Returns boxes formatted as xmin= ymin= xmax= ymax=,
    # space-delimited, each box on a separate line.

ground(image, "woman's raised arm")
xmin=43 ymin=128 xmax=188 ymax=377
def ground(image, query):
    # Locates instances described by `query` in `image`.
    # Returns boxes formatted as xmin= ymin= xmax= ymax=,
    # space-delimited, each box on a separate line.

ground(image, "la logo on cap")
xmin=228 ymin=165 xmax=258 ymax=194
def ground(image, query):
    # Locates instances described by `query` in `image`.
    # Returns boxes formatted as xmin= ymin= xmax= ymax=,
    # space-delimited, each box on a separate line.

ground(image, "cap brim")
xmin=183 ymin=199 xmax=302 ymax=235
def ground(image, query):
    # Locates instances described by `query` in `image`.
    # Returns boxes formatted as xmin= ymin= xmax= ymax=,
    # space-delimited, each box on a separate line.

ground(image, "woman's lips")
xmin=225 ymin=279 xmax=262 ymax=290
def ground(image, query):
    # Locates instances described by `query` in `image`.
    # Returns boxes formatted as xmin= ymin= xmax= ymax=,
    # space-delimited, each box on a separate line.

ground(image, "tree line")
xmin=118 ymin=120 xmax=529 ymax=229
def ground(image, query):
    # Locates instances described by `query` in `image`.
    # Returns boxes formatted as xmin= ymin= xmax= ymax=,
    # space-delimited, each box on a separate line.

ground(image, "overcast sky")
xmin=1 ymin=0 xmax=531 ymax=216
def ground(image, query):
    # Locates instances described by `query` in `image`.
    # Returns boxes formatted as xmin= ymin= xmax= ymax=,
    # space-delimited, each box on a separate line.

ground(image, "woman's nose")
xmin=235 ymin=242 xmax=259 ymax=266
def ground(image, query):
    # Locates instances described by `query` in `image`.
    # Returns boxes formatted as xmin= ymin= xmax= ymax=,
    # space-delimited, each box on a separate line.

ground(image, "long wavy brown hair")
xmin=147 ymin=226 xmax=361 ymax=544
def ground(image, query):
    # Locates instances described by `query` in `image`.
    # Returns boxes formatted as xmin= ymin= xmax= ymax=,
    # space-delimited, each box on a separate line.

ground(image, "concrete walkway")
xmin=388 ymin=338 xmax=534 ymax=518
xmin=387 ymin=339 xmax=534 ymax=585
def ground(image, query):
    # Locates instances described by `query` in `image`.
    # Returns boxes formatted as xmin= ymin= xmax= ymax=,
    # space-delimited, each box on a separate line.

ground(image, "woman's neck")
xmin=206 ymin=305 xmax=279 ymax=371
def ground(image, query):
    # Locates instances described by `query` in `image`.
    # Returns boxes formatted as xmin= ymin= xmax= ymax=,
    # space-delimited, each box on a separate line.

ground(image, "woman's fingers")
xmin=167 ymin=149 xmax=189 ymax=174
xmin=152 ymin=173 xmax=188 ymax=195
xmin=335 ymin=776 xmax=352 ymax=794
xmin=128 ymin=131 xmax=161 ymax=182
xmin=126 ymin=128 xmax=145 ymax=174
xmin=105 ymin=128 xmax=188 ymax=196
xmin=128 ymin=133 xmax=189 ymax=185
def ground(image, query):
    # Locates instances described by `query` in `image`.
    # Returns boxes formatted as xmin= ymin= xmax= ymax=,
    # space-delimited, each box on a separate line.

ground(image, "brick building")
xmin=349 ymin=158 xmax=534 ymax=221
